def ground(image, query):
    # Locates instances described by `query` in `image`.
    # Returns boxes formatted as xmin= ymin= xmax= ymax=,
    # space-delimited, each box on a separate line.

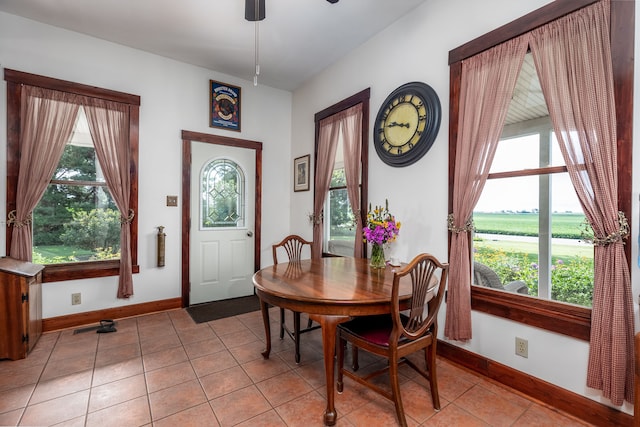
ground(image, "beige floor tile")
xmin=88 ymin=374 xmax=147 ymax=412
xmin=145 ymin=360 xmax=196 ymax=393
xmin=92 ymin=357 xmax=143 ymax=387
xmin=19 ymin=389 xmax=90 ymax=426
xmin=142 ymin=346 xmax=188 ymax=372
xmin=199 ymin=365 xmax=253 ymax=400
xmin=85 ymin=395 xmax=150 ymax=427
xmin=455 ymin=384 xmax=529 ymax=427
xmin=183 ymin=336 xmax=226 ymax=360
xmin=152 ymin=402 xmax=220 ymax=427
xmin=0 ymin=383 xmax=34 ymax=414
xmin=190 ymin=349 xmax=238 ymax=378
xmin=0 ymin=308 xmax=600 ymax=427
xmin=421 ymin=403 xmax=489 ymax=426
xmin=209 ymin=385 xmax=271 ymax=426
xmin=256 ymin=370 xmax=313 ymax=406
xmin=30 ymin=369 xmax=93 ymax=405
xmin=148 ymin=379 xmax=207 ymax=420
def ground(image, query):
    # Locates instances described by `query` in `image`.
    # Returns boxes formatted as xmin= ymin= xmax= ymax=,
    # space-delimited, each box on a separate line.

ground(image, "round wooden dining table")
xmin=252 ymin=256 xmax=412 ymax=426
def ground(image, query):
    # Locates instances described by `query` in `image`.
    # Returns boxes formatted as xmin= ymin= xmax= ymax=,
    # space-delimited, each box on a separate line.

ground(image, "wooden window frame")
xmin=314 ymin=88 xmax=370 ymax=258
xmin=4 ymin=69 xmax=140 ymax=283
xmin=447 ymin=0 xmax=633 ymax=341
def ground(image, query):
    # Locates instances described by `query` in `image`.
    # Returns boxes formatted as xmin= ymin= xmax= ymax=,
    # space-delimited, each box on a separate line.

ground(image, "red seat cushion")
xmin=339 ymin=314 xmax=408 ymax=347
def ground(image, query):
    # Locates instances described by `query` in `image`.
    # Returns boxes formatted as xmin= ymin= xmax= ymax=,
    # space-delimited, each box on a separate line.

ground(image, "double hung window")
xmin=472 ymin=53 xmax=593 ymax=308
xmin=4 ymin=69 xmax=140 ymax=283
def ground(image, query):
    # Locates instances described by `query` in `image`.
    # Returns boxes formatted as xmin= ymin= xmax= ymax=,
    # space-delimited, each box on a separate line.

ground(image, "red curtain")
xmin=84 ymin=100 xmax=134 ymax=299
xmin=445 ymin=36 xmax=528 ymax=340
xmin=9 ymin=86 xmax=79 ymax=261
xmin=530 ymin=0 xmax=633 ymax=405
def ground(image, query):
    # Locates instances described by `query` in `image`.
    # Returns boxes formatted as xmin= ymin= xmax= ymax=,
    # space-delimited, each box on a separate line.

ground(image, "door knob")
xmin=247 ymin=231 xmax=254 ymax=237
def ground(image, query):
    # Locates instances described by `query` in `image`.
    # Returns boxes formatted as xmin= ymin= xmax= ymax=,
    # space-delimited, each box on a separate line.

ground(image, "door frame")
xmin=181 ymin=130 xmax=262 ymax=307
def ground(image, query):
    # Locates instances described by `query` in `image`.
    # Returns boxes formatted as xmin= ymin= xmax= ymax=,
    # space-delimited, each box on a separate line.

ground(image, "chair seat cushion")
xmin=339 ymin=314 xmax=408 ymax=347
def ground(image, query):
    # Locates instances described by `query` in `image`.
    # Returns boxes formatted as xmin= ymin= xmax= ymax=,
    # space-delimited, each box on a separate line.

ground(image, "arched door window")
xmin=201 ymin=158 xmax=245 ymax=228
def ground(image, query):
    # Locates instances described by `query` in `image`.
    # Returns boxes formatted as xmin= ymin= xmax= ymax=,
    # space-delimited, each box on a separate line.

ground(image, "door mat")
xmin=186 ymin=294 xmax=261 ymax=324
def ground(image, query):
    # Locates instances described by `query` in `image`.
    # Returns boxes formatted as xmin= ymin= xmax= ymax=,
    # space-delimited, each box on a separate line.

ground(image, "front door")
xmin=189 ymin=141 xmax=255 ymax=304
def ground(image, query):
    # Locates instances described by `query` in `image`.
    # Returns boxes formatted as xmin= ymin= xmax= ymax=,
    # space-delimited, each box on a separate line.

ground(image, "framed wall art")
xmin=209 ymin=80 xmax=241 ymax=131
xmin=294 ymin=155 xmax=310 ymax=192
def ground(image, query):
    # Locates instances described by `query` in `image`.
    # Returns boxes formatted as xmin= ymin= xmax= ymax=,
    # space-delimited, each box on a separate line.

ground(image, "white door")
xmin=189 ymin=142 xmax=255 ymax=304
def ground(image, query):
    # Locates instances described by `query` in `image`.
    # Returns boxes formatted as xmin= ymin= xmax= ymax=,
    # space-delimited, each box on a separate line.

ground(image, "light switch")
xmin=166 ymin=195 xmax=178 ymax=207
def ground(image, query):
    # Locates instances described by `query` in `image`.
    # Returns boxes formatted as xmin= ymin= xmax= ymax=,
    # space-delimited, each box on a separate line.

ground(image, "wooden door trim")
xmin=181 ymin=130 xmax=263 ymax=307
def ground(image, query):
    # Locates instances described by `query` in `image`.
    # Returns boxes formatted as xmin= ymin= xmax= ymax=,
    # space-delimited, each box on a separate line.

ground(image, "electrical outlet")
xmin=71 ymin=293 xmax=81 ymax=305
xmin=515 ymin=337 xmax=528 ymax=358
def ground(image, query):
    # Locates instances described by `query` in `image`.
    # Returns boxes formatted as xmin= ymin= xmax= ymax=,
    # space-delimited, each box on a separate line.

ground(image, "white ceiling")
xmin=0 ymin=0 xmax=427 ymax=91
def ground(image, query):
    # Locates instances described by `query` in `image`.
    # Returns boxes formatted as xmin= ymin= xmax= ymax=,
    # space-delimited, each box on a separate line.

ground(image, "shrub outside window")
xmin=4 ymin=69 xmax=140 ymax=282
xmin=33 ymin=108 xmax=121 ymax=264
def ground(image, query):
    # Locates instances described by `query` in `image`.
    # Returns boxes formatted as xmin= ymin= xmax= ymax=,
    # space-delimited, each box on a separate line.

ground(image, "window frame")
xmin=313 ymin=88 xmax=370 ymax=258
xmin=448 ymin=0 xmax=633 ymax=341
xmin=4 ymin=69 xmax=140 ymax=282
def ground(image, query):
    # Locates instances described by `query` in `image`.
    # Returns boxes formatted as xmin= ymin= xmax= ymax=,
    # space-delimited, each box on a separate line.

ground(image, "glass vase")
xmin=370 ymin=243 xmax=386 ymax=269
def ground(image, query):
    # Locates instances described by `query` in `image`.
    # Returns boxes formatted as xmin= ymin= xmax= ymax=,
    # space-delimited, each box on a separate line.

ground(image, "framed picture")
xmin=210 ymin=80 xmax=241 ymax=131
xmin=294 ymin=155 xmax=310 ymax=192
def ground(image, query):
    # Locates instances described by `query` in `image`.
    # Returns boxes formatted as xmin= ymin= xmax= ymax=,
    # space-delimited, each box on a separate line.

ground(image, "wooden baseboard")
xmin=42 ymin=298 xmax=182 ymax=332
xmin=437 ymin=340 xmax=632 ymax=427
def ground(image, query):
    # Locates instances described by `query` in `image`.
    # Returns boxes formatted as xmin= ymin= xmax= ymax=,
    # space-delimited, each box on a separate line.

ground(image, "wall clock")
xmin=374 ymin=81 xmax=441 ymax=167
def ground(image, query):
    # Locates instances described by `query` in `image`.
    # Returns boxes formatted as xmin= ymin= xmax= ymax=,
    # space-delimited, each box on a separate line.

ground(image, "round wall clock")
xmin=374 ymin=82 xmax=441 ymax=167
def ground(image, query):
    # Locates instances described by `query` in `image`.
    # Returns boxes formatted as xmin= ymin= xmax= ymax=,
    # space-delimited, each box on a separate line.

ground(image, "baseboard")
xmin=42 ymin=297 xmax=182 ymax=332
xmin=437 ymin=340 xmax=632 ymax=427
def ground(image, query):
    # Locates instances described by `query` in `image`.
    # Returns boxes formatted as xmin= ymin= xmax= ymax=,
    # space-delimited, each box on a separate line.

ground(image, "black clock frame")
xmin=374 ymin=81 xmax=441 ymax=167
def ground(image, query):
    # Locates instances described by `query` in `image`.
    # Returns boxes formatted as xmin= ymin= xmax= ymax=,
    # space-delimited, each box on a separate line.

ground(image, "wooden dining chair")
xmin=272 ymin=234 xmax=320 ymax=363
xmin=336 ymin=253 xmax=449 ymax=427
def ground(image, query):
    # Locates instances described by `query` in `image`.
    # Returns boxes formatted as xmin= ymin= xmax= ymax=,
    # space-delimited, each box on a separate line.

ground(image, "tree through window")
xmin=4 ymin=69 xmax=140 ymax=283
xmin=33 ymin=107 xmax=121 ymax=264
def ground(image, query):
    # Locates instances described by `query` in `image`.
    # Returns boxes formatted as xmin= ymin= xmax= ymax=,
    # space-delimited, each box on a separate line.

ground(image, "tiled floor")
xmin=0 ymin=307 xmax=592 ymax=427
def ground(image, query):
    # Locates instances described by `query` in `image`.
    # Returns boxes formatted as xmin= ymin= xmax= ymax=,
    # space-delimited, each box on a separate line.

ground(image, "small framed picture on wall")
xmin=294 ymin=155 xmax=310 ymax=192
xmin=210 ymin=80 xmax=241 ymax=131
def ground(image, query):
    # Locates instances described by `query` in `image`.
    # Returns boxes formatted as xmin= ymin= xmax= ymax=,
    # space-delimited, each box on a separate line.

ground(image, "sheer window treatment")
xmin=339 ymin=104 xmax=363 ymax=258
xmin=312 ymin=104 xmax=364 ymax=259
xmin=445 ymin=37 xmax=528 ymax=340
xmin=85 ymin=100 xmax=134 ymax=299
xmin=448 ymin=0 xmax=632 ymax=406
xmin=529 ymin=0 xmax=633 ymax=405
xmin=8 ymin=85 xmax=135 ymax=299
xmin=9 ymin=86 xmax=80 ymax=262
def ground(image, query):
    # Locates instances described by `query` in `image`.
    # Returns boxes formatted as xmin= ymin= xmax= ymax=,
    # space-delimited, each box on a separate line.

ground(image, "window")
xmin=33 ymin=108 xmax=121 ymax=264
xmin=313 ymin=89 xmax=370 ymax=258
xmin=201 ymin=159 xmax=245 ymax=228
xmin=448 ymin=1 xmax=632 ymax=341
xmin=324 ymin=164 xmax=357 ymax=256
xmin=472 ymin=54 xmax=594 ymax=308
xmin=4 ymin=69 xmax=140 ymax=282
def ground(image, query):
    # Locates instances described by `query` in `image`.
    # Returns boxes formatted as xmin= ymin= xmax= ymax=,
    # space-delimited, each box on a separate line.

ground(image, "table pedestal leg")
xmin=316 ymin=315 xmax=350 ymax=426
xmin=259 ymin=299 xmax=271 ymax=359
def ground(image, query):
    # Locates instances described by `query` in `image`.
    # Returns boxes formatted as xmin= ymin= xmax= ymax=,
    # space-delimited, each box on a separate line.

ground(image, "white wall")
xmin=0 ymin=12 xmax=293 ymax=318
xmin=1 ymin=0 xmax=638 ymax=416
xmin=291 ymin=0 xmax=637 ymax=415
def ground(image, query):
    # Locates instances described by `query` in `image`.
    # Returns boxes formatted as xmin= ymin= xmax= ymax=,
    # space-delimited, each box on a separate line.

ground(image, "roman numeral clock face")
xmin=374 ymin=82 xmax=441 ymax=167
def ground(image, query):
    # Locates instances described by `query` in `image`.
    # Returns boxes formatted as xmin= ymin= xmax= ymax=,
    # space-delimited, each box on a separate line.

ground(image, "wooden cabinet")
xmin=0 ymin=257 xmax=44 ymax=360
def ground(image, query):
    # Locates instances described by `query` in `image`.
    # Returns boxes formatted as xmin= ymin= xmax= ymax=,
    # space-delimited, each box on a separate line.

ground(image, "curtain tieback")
xmin=308 ymin=212 xmax=323 ymax=225
xmin=7 ymin=210 xmax=32 ymax=228
xmin=586 ymin=211 xmax=629 ymax=247
xmin=447 ymin=213 xmax=474 ymax=234
xmin=120 ymin=209 xmax=135 ymax=225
